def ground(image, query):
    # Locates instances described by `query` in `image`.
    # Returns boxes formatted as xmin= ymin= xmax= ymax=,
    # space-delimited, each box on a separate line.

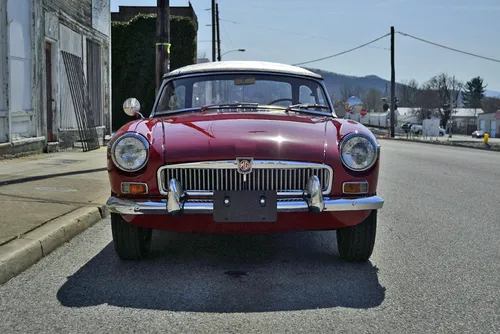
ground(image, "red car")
xmin=106 ymin=61 xmax=384 ymax=262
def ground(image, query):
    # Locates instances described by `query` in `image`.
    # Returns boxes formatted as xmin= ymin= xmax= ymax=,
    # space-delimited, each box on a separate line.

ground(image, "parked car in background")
xmin=410 ymin=124 xmax=446 ymax=136
xmin=401 ymin=122 xmax=420 ymax=133
xmin=105 ymin=61 xmax=384 ymax=263
xmin=472 ymin=130 xmax=487 ymax=138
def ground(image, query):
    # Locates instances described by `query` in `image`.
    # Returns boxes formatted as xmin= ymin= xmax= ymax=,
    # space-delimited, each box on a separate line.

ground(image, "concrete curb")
xmin=0 ymin=205 xmax=108 ymax=285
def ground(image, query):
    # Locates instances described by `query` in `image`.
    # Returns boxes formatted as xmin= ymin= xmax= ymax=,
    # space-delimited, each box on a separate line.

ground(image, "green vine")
xmin=111 ymin=14 xmax=197 ymax=131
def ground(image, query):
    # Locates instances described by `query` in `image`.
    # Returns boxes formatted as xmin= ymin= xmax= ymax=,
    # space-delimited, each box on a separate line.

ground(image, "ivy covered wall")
xmin=111 ymin=14 xmax=197 ymax=131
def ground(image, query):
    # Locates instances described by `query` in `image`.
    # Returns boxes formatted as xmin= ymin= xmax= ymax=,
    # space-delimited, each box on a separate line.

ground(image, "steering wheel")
xmin=268 ymin=98 xmax=293 ymax=105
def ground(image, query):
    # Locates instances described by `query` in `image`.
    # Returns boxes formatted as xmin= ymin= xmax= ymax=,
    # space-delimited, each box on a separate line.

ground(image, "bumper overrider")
xmin=106 ymin=176 xmax=384 ymax=216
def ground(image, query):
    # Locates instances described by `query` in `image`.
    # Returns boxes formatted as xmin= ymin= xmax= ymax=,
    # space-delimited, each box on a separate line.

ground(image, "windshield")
xmin=154 ymin=73 xmax=331 ymax=115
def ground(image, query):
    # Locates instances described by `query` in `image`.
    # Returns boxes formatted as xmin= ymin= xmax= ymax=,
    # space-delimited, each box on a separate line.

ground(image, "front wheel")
xmin=336 ymin=210 xmax=377 ymax=262
xmin=111 ymin=213 xmax=152 ymax=260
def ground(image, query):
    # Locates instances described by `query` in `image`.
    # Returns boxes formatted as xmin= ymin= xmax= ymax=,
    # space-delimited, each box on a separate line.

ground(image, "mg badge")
xmin=237 ymin=157 xmax=253 ymax=175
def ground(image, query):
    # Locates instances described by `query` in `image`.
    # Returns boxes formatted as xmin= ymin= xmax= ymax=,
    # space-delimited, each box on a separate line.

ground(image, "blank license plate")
xmin=213 ymin=190 xmax=277 ymax=223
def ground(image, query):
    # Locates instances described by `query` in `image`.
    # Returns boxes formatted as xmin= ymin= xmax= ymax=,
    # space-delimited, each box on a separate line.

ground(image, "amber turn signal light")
xmin=342 ymin=182 xmax=369 ymax=194
xmin=121 ymin=182 xmax=148 ymax=195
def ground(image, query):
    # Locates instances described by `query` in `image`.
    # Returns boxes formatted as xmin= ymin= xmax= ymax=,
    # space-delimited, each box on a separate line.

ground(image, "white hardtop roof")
xmin=163 ymin=60 xmax=323 ymax=79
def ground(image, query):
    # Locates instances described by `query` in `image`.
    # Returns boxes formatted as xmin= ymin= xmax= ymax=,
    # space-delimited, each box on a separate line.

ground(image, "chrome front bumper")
xmin=106 ymin=195 xmax=384 ymax=215
xmin=106 ymin=176 xmax=384 ymax=216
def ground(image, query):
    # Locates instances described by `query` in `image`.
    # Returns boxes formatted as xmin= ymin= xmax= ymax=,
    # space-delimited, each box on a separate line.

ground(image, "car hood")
xmin=160 ymin=112 xmax=330 ymax=164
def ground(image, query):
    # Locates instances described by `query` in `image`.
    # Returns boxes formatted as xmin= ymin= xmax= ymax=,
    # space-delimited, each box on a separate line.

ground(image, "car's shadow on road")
xmin=57 ymin=230 xmax=386 ymax=312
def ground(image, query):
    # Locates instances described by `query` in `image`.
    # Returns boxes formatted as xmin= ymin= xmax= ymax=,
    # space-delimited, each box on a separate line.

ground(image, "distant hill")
xmin=485 ymin=90 xmax=500 ymax=98
xmin=304 ymin=67 xmax=395 ymax=99
xmin=305 ymin=67 xmax=500 ymax=101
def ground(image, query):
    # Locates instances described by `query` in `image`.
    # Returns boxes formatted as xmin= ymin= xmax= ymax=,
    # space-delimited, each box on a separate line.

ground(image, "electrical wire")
xmin=219 ymin=18 xmax=389 ymax=51
xmin=219 ymin=19 xmax=235 ymax=49
xmin=292 ymin=33 xmax=391 ymax=66
xmin=398 ymin=31 xmax=500 ymax=64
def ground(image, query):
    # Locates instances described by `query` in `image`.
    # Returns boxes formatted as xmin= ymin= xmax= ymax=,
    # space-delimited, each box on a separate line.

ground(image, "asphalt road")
xmin=1 ymin=140 xmax=499 ymax=333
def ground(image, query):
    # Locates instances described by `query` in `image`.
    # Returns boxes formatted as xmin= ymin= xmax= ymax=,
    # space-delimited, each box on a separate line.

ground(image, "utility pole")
xmin=216 ymin=3 xmax=221 ymax=61
xmin=156 ymin=0 xmax=170 ymax=94
xmin=211 ymin=0 xmax=216 ymax=62
xmin=390 ymin=26 xmax=396 ymax=138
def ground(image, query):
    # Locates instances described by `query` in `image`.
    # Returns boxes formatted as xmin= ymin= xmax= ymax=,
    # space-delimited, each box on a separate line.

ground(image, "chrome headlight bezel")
xmin=110 ymin=132 xmax=150 ymax=172
xmin=339 ymin=132 xmax=379 ymax=172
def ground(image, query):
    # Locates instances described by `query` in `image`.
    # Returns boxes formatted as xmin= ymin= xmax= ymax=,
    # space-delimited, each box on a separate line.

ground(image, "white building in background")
xmin=346 ymin=110 xmax=400 ymax=128
xmin=0 ymin=0 xmax=111 ymax=156
xmin=478 ymin=111 xmax=500 ymax=138
xmin=397 ymin=107 xmax=484 ymax=134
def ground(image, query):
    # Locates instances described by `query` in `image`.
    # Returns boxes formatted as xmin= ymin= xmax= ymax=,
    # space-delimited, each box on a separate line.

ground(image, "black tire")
xmin=336 ymin=210 xmax=377 ymax=262
xmin=111 ymin=212 xmax=152 ymax=260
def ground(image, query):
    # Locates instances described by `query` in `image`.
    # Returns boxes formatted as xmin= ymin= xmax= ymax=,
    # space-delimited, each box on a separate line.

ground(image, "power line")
xmin=220 ymin=18 xmax=317 ymax=38
xmin=292 ymin=33 xmax=391 ymax=66
xmin=219 ymin=18 xmax=389 ymax=51
xmin=397 ymin=31 xmax=500 ymax=64
xmin=219 ymin=19 xmax=235 ymax=49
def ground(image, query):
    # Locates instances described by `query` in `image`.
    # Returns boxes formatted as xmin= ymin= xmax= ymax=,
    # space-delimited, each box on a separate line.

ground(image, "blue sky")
xmin=111 ymin=0 xmax=500 ymax=91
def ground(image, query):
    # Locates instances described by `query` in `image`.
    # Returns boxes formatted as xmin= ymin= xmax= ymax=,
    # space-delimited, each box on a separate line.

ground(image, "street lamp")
xmin=221 ymin=49 xmax=245 ymax=58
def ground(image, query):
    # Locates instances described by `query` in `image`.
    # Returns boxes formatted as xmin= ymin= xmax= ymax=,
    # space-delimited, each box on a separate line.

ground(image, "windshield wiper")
xmin=155 ymin=103 xmax=331 ymax=116
xmin=154 ymin=103 xmax=283 ymax=116
xmin=285 ymin=104 xmax=330 ymax=111
xmin=285 ymin=104 xmax=331 ymax=115
xmin=200 ymin=103 xmax=260 ymax=112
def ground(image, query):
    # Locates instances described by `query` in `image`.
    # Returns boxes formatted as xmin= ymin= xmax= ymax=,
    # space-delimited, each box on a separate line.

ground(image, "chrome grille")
xmin=158 ymin=161 xmax=332 ymax=196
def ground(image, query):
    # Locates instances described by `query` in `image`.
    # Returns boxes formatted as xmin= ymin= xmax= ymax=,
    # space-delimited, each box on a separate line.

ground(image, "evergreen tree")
xmin=462 ymin=76 xmax=486 ymax=109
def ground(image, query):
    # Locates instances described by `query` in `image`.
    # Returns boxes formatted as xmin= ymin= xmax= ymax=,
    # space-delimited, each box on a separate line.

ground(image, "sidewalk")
xmin=0 ymin=147 xmax=110 ymax=284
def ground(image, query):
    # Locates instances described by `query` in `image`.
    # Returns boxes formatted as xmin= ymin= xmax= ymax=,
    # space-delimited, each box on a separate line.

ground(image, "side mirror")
xmin=123 ymin=98 xmax=144 ymax=118
xmin=345 ymin=96 xmax=363 ymax=114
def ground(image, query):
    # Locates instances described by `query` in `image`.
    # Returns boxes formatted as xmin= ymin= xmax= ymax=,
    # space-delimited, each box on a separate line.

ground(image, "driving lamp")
xmin=340 ymin=133 xmax=378 ymax=171
xmin=111 ymin=133 xmax=150 ymax=172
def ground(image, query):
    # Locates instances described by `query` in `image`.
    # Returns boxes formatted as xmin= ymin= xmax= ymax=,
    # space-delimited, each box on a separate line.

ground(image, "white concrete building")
xmin=0 ymin=0 xmax=111 ymax=156
xmin=478 ymin=111 xmax=500 ymax=138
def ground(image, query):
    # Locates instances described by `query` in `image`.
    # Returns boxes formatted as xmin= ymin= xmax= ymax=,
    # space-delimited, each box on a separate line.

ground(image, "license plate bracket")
xmin=213 ymin=190 xmax=277 ymax=223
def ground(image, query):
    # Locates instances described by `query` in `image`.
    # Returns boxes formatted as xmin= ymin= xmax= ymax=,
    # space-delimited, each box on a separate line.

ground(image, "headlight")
xmin=111 ymin=132 xmax=150 ymax=172
xmin=339 ymin=133 xmax=378 ymax=171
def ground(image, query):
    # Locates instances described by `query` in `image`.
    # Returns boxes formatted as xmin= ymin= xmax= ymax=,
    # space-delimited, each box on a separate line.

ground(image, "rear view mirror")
xmin=234 ymin=78 xmax=256 ymax=85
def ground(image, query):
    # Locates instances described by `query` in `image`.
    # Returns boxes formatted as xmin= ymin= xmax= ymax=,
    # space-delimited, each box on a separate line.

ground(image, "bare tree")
xmin=397 ymin=79 xmax=419 ymax=107
xmin=329 ymin=93 xmax=347 ymax=117
xmin=421 ymin=73 xmax=463 ymax=127
xmin=340 ymin=83 xmax=365 ymax=102
xmin=413 ymin=89 xmax=440 ymax=120
xmin=481 ymin=97 xmax=500 ymax=114
xmin=334 ymin=100 xmax=347 ymax=117
xmin=362 ymin=88 xmax=383 ymax=112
